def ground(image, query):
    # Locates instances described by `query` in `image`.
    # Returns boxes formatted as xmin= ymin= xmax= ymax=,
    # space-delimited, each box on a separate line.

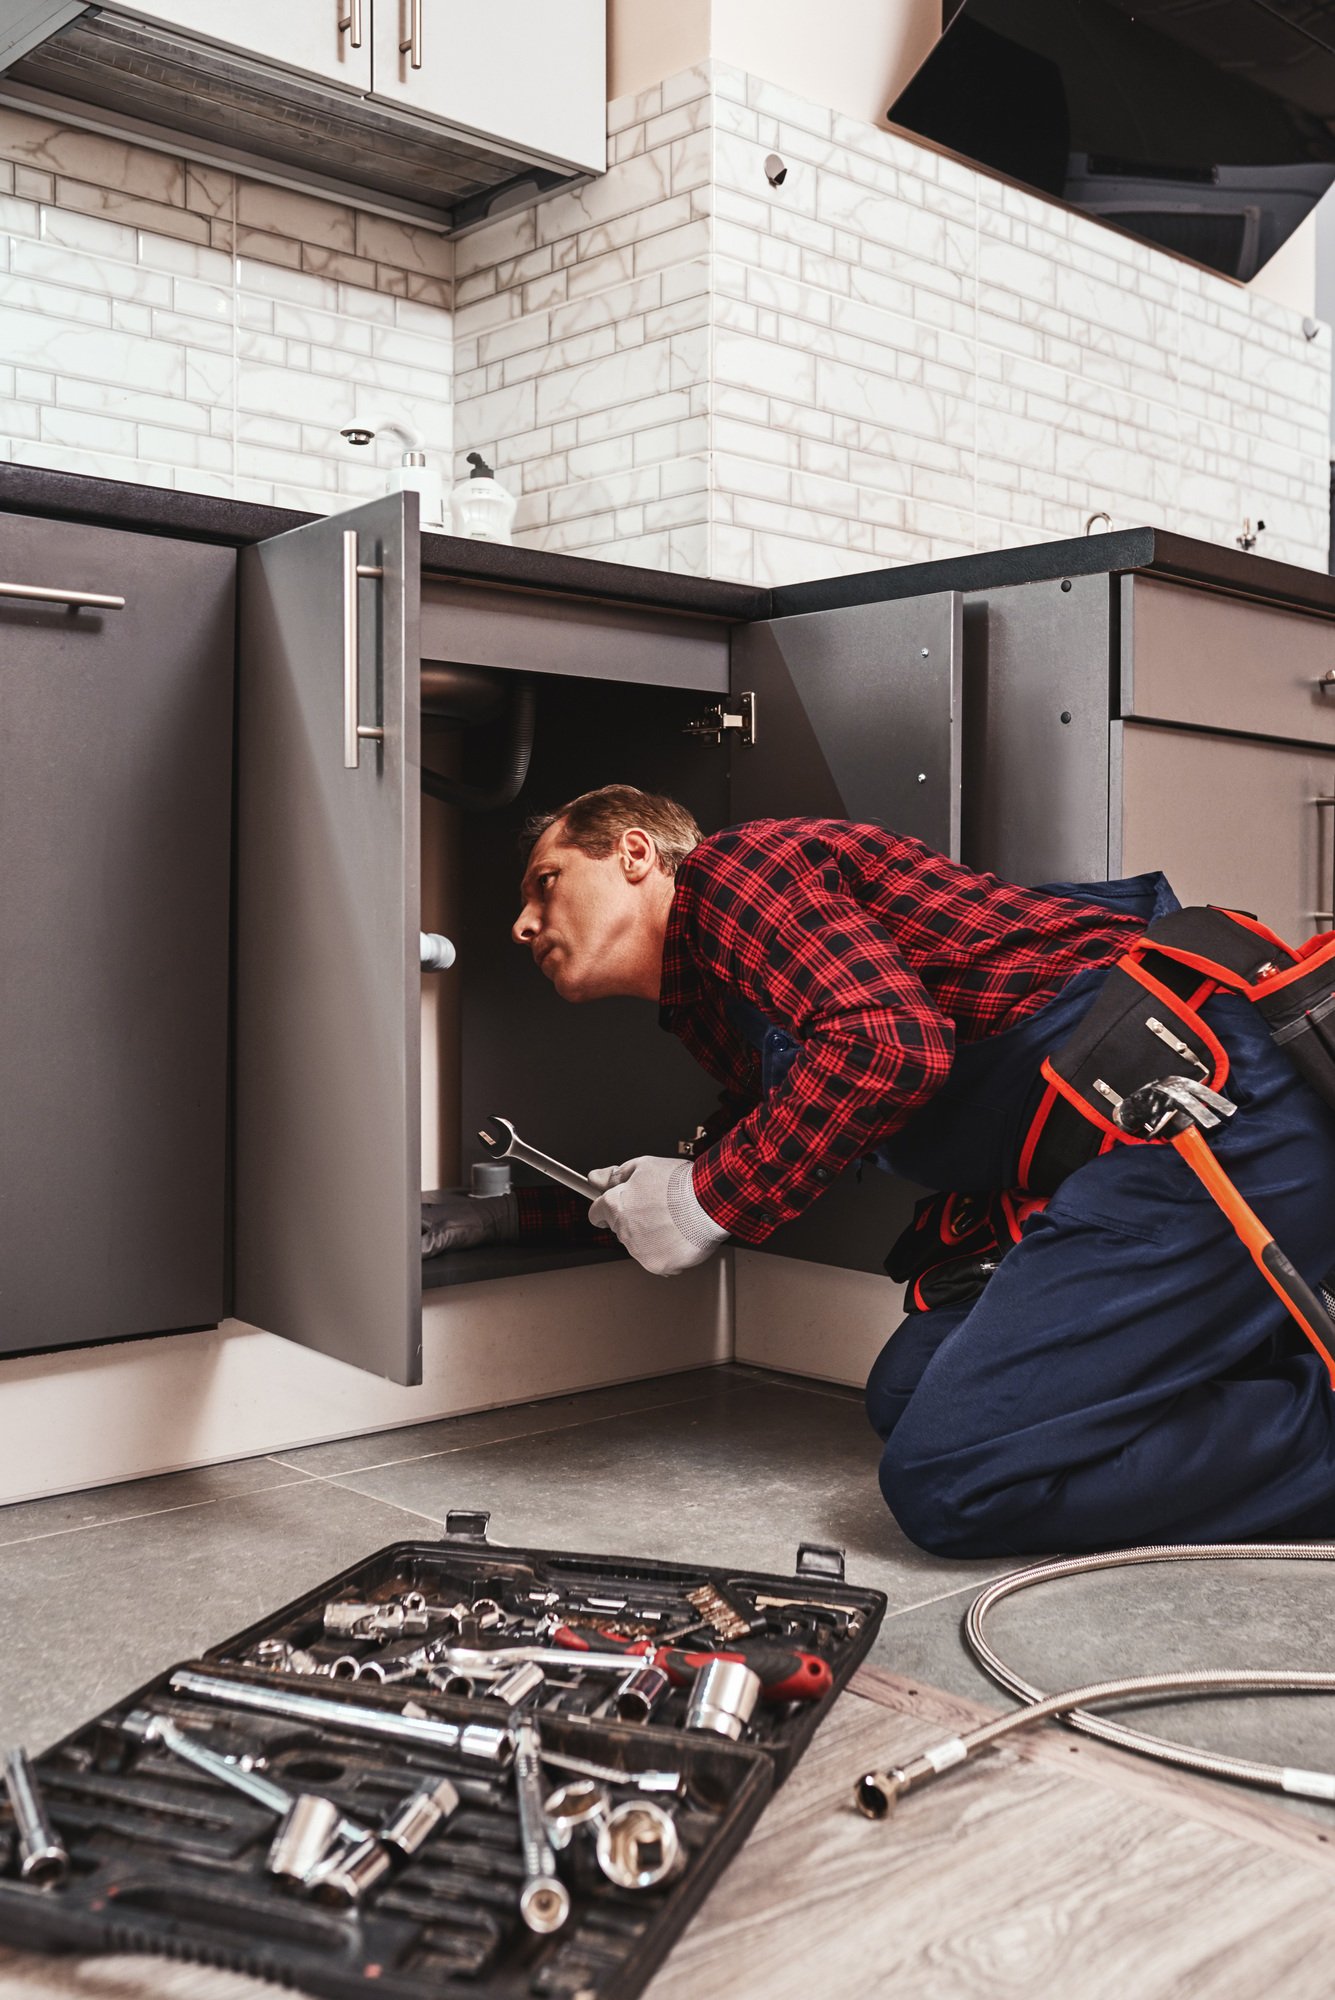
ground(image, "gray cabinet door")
xmin=0 ymin=514 xmax=233 ymax=1353
xmin=234 ymin=495 xmax=422 ymax=1383
xmin=725 ymin=595 xmax=962 ymax=1274
xmin=729 ymin=594 xmax=963 ymax=849
xmin=1116 ymin=723 xmax=1335 ymax=945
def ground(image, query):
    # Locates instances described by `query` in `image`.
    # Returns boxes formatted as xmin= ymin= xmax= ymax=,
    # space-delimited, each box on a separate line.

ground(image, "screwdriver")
xmin=550 ymin=1625 xmax=834 ymax=1703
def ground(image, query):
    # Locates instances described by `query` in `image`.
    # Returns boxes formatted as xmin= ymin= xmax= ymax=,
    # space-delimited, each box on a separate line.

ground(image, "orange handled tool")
xmin=1116 ymin=1078 xmax=1335 ymax=1389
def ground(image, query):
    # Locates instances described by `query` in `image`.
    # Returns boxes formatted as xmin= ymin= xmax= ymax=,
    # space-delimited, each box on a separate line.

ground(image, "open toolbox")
xmin=0 ymin=1508 xmax=887 ymax=1999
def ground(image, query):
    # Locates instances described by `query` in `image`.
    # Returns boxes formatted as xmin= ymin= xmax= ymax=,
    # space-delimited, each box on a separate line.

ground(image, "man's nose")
xmin=513 ymin=902 xmax=539 ymax=945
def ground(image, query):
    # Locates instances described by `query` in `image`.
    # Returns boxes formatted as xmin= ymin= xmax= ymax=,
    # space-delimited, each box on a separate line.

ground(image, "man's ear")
xmin=619 ymin=828 xmax=658 ymax=882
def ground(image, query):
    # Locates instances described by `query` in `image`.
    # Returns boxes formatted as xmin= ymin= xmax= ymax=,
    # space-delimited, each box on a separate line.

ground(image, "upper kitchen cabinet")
xmin=3 ymin=0 xmax=605 ymax=223
xmin=370 ymin=0 xmax=606 ymax=175
xmin=97 ymin=0 xmax=371 ymax=94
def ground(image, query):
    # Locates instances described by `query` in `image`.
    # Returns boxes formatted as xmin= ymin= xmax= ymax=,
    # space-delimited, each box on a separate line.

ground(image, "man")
xmin=434 ymin=785 xmax=1335 ymax=1557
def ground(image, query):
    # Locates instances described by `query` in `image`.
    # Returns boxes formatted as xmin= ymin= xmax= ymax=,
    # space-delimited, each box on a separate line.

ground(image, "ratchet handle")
xmin=554 ymin=1626 xmax=833 ymax=1703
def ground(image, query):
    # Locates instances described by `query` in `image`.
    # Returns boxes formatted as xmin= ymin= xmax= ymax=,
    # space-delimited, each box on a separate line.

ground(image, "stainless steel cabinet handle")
xmin=338 ymin=0 xmax=363 ymax=48
xmin=1309 ymin=795 xmax=1335 ymax=926
xmin=1318 ymin=671 xmax=1335 ymax=696
xmin=343 ymin=529 xmax=384 ymax=770
xmin=0 ymin=580 xmax=125 ymax=609
xmin=400 ymin=0 xmax=422 ymax=68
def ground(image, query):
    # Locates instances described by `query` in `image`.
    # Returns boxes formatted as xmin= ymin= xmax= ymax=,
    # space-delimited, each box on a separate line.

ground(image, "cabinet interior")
xmin=421 ymin=669 xmax=731 ymax=1293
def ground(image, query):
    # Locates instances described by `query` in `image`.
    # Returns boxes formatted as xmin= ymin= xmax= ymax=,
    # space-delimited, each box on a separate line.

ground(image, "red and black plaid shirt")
xmin=665 ymin=819 xmax=1144 ymax=1242
xmin=519 ymin=820 xmax=1144 ymax=1248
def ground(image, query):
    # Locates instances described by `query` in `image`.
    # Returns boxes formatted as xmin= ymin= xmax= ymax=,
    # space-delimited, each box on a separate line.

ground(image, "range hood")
xmin=893 ymin=0 xmax=1335 ymax=280
xmin=0 ymin=5 xmax=578 ymax=228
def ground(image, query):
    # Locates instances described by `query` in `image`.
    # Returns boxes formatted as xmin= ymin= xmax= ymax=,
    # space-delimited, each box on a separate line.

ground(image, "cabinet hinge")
xmin=684 ymin=690 xmax=756 ymax=747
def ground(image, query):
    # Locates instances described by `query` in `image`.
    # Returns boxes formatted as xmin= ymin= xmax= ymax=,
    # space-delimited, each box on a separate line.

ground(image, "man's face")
xmin=512 ymin=823 xmax=643 ymax=1002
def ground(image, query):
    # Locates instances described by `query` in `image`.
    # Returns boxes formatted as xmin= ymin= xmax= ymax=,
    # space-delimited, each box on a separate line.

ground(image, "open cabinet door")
xmin=726 ymin=592 xmax=963 ymax=1274
xmin=234 ymin=495 xmax=422 ymax=1382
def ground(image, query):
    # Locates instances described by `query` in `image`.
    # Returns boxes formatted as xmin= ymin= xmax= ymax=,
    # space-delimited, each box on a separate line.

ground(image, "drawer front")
xmin=1116 ymin=721 xmax=1335 ymax=943
xmin=1121 ymin=575 xmax=1335 ymax=747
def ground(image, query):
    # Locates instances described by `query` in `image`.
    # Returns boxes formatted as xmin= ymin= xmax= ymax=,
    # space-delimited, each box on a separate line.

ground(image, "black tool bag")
xmin=886 ymin=1188 xmax=1047 ymax=1313
xmin=1255 ymin=959 xmax=1335 ymax=1106
xmin=0 ymin=1512 xmax=886 ymax=2000
xmin=1022 ymin=906 xmax=1335 ymax=1195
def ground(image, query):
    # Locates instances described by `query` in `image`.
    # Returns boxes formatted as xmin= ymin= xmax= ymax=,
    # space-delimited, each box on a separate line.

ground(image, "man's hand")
xmin=587 ymin=1157 xmax=729 ymax=1276
xmin=421 ymin=1191 xmax=519 ymax=1257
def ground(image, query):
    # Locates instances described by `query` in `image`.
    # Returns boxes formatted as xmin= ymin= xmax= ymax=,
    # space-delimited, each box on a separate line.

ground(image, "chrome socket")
xmin=594 ymin=1801 xmax=684 ymax=1890
xmin=542 ymin=1778 xmax=609 ymax=1850
xmin=266 ymin=1794 xmax=343 ymax=1886
xmin=684 ymin=1660 xmax=761 ymax=1741
xmin=614 ymin=1664 xmax=671 ymax=1723
xmin=309 ymin=1833 xmax=393 ymax=1906
xmin=380 ymin=1777 xmax=460 ymax=1859
xmin=485 ymin=1662 xmax=546 ymax=1708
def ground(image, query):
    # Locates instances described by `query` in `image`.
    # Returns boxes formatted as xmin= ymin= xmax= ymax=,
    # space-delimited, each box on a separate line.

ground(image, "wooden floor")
xmin=2 ymin=1666 xmax=1331 ymax=2000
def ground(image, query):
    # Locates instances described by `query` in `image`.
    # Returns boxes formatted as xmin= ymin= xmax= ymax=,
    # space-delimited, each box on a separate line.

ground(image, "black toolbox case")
xmin=0 ymin=1508 xmax=887 ymax=1999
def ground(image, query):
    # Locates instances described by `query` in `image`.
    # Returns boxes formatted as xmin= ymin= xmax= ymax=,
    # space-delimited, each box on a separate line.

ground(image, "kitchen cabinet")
xmin=10 ymin=470 xmax=1331 ymax=1392
xmin=1112 ymin=575 xmax=1335 ymax=940
xmin=233 ymin=500 xmax=959 ymax=1379
xmin=0 ymin=513 xmax=234 ymax=1356
xmin=103 ymin=0 xmax=604 ymax=175
xmin=104 ymin=0 xmax=371 ymax=94
xmin=370 ymin=0 xmax=605 ymax=174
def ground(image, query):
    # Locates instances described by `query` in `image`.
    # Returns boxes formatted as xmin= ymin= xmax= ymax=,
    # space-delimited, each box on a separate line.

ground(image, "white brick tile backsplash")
xmin=2 ymin=64 xmax=1327 ymax=576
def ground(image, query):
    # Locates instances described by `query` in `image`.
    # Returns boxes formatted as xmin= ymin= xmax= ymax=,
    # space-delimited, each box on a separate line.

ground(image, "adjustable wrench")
xmin=476 ymin=1116 xmax=596 ymax=1201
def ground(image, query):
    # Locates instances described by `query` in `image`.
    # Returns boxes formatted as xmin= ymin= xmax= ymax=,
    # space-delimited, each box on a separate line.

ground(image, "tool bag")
xmin=1020 ymin=905 xmax=1335 ymax=1195
xmin=888 ymin=906 xmax=1335 ymax=1347
xmin=886 ymin=1188 xmax=1048 ymax=1315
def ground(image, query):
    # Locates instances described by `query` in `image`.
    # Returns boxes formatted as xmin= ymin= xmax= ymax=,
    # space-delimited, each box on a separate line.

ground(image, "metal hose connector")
xmin=963 ymin=1542 xmax=1335 ymax=1789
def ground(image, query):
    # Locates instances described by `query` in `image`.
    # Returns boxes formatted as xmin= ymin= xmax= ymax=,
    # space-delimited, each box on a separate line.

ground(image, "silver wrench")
xmin=476 ymin=1116 xmax=596 ymax=1201
xmin=122 ymin=1711 xmax=369 ymax=1846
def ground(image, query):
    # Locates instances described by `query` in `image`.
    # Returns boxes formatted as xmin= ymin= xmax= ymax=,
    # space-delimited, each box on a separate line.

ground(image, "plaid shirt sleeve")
xmin=682 ymin=826 xmax=956 ymax=1244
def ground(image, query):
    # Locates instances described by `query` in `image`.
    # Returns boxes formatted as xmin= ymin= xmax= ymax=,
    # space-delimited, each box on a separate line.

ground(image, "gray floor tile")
xmin=0 ymin=1456 xmax=318 ymax=1550
xmin=326 ymin=1375 xmax=1006 ymax=1612
xmin=269 ymin=1365 xmax=754 ymax=1478
xmin=0 ymin=1479 xmax=442 ymax=1754
xmin=870 ymin=1590 xmax=1004 ymax=1703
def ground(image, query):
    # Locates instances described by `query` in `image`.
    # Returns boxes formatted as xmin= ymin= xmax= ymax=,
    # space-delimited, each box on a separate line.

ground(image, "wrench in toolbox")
xmin=550 ymin=1624 xmax=834 ymax=1703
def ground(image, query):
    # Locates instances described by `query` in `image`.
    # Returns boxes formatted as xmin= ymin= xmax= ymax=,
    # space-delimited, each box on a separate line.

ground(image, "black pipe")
xmin=420 ymin=673 xmax=536 ymax=812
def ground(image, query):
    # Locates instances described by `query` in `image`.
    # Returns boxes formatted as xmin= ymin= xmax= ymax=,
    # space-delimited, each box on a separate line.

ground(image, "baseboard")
xmin=732 ymin=1249 xmax=901 ymax=1388
xmin=0 ymin=1257 xmax=732 ymax=1506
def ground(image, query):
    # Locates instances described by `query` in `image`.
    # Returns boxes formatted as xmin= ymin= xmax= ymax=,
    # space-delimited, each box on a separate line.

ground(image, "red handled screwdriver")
xmin=551 ymin=1624 xmax=833 ymax=1703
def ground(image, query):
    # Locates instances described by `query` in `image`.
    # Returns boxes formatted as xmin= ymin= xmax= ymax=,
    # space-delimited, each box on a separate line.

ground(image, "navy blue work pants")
xmin=865 ymin=990 xmax=1335 ymax=1557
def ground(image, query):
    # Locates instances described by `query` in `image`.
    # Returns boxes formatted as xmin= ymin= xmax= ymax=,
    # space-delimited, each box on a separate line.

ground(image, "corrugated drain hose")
xmin=856 ymin=1542 xmax=1335 ymax=1816
xmin=421 ymin=673 xmax=536 ymax=812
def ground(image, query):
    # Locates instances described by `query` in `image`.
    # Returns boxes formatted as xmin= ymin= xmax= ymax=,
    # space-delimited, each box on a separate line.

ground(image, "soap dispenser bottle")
xmin=449 ymin=451 xmax=518 ymax=544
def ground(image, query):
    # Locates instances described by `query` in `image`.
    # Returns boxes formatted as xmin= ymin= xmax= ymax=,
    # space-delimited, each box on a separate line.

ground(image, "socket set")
xmin=0 ymin=1511 xmax=885 ymax=2000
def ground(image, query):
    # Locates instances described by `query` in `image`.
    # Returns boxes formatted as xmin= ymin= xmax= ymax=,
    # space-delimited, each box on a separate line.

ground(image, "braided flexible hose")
xmin=963 ymin=1542 xmax=1335 ymax=1789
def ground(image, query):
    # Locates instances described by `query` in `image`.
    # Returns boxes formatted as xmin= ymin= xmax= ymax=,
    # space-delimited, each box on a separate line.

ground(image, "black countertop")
xmin=4 ymin=465 xmax=1333 ymax=624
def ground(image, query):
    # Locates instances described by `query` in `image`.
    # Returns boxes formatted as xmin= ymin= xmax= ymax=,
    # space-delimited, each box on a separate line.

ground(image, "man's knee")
xmin=877 ymin=1427 xmax=984 ymax=1557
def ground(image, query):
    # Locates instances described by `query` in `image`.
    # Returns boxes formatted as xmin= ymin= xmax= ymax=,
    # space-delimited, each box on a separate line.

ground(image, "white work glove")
xmin=587 ymin=1156 xmax=729 ymax=1277
xmin=421 ymin=1191 xmax=518 ymax=1257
